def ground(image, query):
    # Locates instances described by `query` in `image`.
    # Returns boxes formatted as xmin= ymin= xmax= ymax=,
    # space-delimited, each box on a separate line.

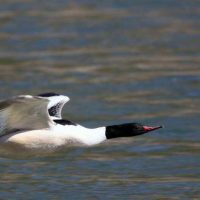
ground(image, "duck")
xmin=0 ymin=93 xmax=162 ymax=150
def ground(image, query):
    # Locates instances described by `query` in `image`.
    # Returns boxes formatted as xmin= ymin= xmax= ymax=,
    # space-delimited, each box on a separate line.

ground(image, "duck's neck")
xmin=53 ymin=124 xmax=107 ymax=146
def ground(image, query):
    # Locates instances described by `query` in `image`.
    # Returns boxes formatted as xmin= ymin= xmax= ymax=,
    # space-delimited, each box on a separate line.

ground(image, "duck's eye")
xmin=134 ymin=125 xmax=140 ymax=129
xmin=133 ymin=124 xmax=142 ymax=130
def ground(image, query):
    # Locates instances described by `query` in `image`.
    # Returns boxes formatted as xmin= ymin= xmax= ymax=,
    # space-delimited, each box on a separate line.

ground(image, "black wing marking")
xmin=38 ymin=93 xmax=60 ymax=97
xmin=48 ymin=103 xmax=64 ymax=118
xmin=37 ymin=93 xmax=69 ymax=119
xmin=54 ymin=119 xmax=77 ymax=126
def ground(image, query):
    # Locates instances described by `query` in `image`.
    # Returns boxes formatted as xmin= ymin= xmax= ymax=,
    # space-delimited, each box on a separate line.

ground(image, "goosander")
xmin=0 ymin=93 xmax=162 ymax=150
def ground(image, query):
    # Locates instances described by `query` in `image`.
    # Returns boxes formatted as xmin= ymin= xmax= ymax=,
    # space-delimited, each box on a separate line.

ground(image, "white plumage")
xmin=0 ymin=93 xmax=106 ymax=149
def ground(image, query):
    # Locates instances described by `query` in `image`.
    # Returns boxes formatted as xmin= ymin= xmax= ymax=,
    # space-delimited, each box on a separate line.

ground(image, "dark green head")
xmin=106 ymin=123 xmax=162 ymax=139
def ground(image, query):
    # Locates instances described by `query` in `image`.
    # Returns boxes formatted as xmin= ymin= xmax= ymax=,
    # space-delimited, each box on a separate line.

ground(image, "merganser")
xmin=0 ymin=93 xmax=162 ymax=150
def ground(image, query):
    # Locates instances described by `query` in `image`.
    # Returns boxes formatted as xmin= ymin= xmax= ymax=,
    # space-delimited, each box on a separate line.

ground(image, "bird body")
xmin=0 ymin=93 xmax=162 ymax=151
xmin=0 ymin=126 xmax=106 ymax=149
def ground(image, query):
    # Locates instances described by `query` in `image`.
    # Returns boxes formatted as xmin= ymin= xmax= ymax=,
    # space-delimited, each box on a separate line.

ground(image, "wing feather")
xmin=37 ymin=93 xmax=70 ymax=119
xmin=0 ymin=95 xmax=53 ymax=136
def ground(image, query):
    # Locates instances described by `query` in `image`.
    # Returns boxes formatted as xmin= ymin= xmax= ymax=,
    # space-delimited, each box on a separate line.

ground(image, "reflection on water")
xmin=0 ymin=0 xmax=200 ymax=199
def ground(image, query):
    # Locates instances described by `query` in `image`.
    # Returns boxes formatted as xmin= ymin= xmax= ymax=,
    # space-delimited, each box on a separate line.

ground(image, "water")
xmin=0 ymin=0 xmax=200 ymax=199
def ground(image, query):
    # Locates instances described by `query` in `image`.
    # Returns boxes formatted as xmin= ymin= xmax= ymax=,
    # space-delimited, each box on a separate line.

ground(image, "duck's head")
xmin=106 ymin=123 xmax=162 ymax=139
